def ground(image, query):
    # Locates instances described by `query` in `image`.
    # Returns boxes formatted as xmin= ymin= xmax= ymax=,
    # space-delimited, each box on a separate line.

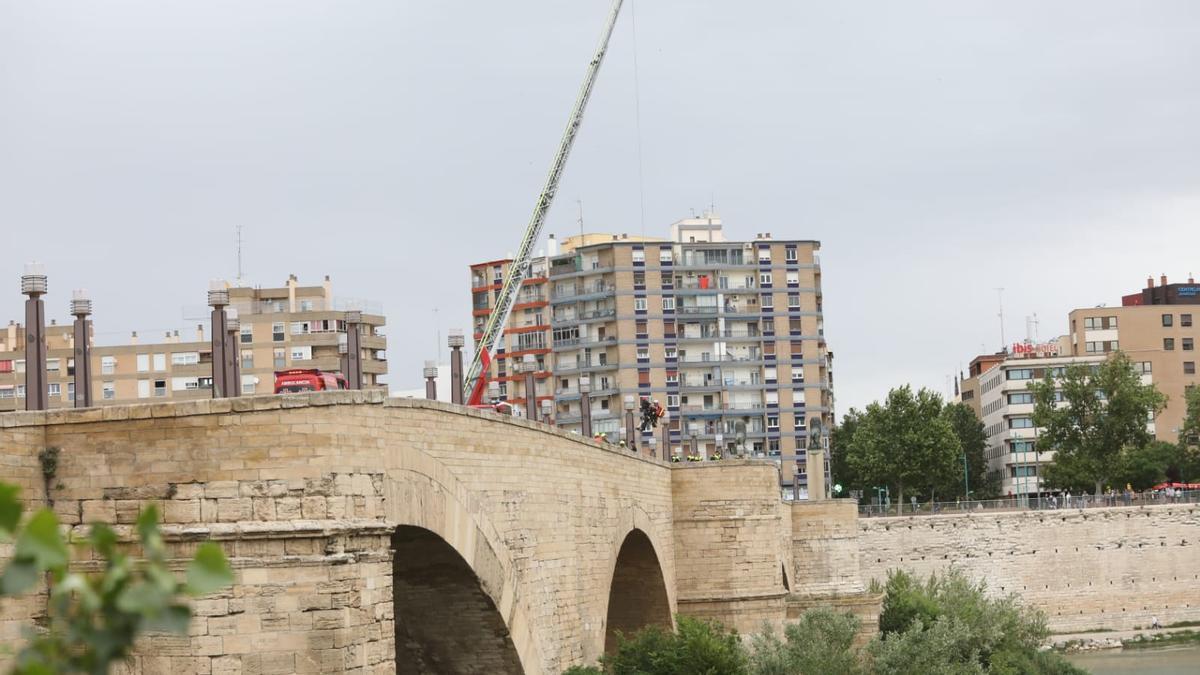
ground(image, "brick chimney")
xmin=1161 ymin=274 xmax=1169 ymax=287
xmin=1147 ymin=275 xmax=1155 ymax=289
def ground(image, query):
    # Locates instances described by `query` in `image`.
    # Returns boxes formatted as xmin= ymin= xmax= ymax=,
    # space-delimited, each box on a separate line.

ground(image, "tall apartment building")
xmin=544 ymin=215 xmax=834 ymax=499
xmin=469 ymin=256 xmax=552 ymax=412
xmin=0 ymin=276 xmax=386 ymax=410
xmin=1067 ymin=274 xmax=1199 ymax=442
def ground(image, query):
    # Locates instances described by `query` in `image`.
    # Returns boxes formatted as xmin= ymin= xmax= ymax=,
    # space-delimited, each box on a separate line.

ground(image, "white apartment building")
xmin=977 ymin=343 xmax=1109 ymax=499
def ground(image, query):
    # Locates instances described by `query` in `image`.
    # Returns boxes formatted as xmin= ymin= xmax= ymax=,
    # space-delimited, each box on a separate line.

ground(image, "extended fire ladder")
xmin=464 ymin=0 xmax=625 ymax=405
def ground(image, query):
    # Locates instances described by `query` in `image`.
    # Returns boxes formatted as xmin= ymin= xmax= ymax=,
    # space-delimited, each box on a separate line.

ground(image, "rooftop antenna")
xmin=1031 ymin=313 xmax=1040 ymax=342
xmin=994 ymin=287 xmax=1006 ymax=351
xmin=433 ymin=307 xmax=441 ymax=365
xmin=235 ymin=225 xmax=244 ymax=286
xmin=577 ymin=198 xmax=585 ymax=239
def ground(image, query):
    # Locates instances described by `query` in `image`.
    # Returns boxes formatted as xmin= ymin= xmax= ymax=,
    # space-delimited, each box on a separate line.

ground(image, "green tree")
xmin=830 ymin=409 xmax=866 ymax=500
xmin=0 ymin=482 xmax=233 ymax=674
xmin=845 ymin=386 xmax=961 ymax=511
xmin=1029 ymin=352 xmax=1167 ymax=497
xmin=602 ymin=616 xmax=748 ymax=675
xmin=1179 ymin=386 xmax=1200 ymax=481
xmin=941 ymin=403 xmax=998 ymax=500
xmin=871 ymin=569 xmax=1083 ymax=675
xmin=747 ymin=609 xmax=863 ymax=675
xmin=1115 ymin=440 xmax=1190 ymax=490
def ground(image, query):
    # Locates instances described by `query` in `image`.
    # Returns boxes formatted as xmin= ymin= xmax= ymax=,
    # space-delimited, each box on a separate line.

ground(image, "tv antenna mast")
xmin=994 ymin=287 xmax=1006 ymax=351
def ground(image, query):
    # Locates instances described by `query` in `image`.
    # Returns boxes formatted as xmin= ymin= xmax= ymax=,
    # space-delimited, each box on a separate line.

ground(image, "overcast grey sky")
xmin=2 ymin=1 xmax=1198 ymax=415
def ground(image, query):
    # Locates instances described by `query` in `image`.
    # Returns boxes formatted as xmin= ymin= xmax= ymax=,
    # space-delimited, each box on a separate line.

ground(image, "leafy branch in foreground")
xmin=0 ymin=482 xmax=233 ymax=674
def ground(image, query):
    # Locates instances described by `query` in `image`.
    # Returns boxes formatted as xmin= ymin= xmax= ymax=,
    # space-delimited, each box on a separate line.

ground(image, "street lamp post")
xmin=624 ymin=395 xmax=636 ymax=452
xmin=423 ymin=361 xmax=438 ymax=400
xmin=344 ymin=310 xmax=363 ymax=390
xmin=70 ymin=289 xmax=93 ymax=408
xmin=448 ymin=329 xmax=465 ymax=405
xmin=225 ymin=310 xmax=241 ymax=398
xmin=207 ymin=280 xmax=229 ymax=398
xmin=522 ymin=354 xmax=538 ymax=422
xmin=579 ymin=376 xmax=592 ymax=438
xmin=21 ymin=263 xmax=49 ymax=411
xmin=962 ymin=451 xmax=970 ymax=504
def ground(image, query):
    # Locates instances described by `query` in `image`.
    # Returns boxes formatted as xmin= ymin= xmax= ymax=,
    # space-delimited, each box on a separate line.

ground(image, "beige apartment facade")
xmin=1067 ymin=277 xmax=1198 ymax=443
xmin=0 ymin=276 xmax=386 ymax=411
xmin=545 ymin=216 xmax=834 ymax=499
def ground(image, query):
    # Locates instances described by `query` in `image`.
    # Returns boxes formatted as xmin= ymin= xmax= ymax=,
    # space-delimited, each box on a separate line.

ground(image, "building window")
xmin=1184 ymin=338 xmax=1195 ymax=351
xmin=1007 ymin=392 xmax=1034 ymax=405
xmin=0 ymin=386 xmax=14 ymax=399
xmin=634 ymin=298 xmax=647 ymax=311
xmin=46 ymin=359 xmax=59 ymax=372
xmin=240 ymin=326 xmax=253 ymax=343
xmin=290 ymin=345 xmax=312 ymax=361
xmin=1163 ymin=314 xmax=1174 ymax=327
xmin=665 ymin=346 xmax=677 ymax=360
xmin=272 ymin=322 xmax=285 ymax=341
xmin=138 ymin=380 xmax=150 ymax=399
xmin=662 ymin=297 xmax=675 ymax=311
xmin=101 ymin=356 xmax=116 ymax=375
xmin=787 ymin=294 xmax=800 ymax=308
xmin=172 ymin=352 xmax=200 ymax=366
xmin=1009 ymin=417 xmax=1034 ymax=429
xmin=1182 ymin=314 xmax=1193 ymax=327
xmin=291 ymin=321 xmax=309 ymax=335
xmin=154 ymin=380 xmax=167 ymax=397
xmin=300 ymin=300 xmax=314 ymax=312
xmin=67 ymin=382 xmax=74 ymax=401
xmin=273 ymin=349 xmax=286 ymax=368
xmin=48 ymin=383 xmax=60 ymax=397
xmin=136 ymin=354 xmax=149 ymax=372
xmin=667 ymin=394 xmax=680 ymax=408
xmin=759 ymin=272 xmax=772 ymax=285
xmin=633 ymin=271 xmax=645 ymax=288
xmin=1186 ymin=362 xmax=1196 ymax=375
xmin=1165 ymin=338 xmax=1175 ymax=351
xmin=760 ymin=294 xmax=774 ymax=309
xmin=153 ymin=353 xmax=166 ymax=371
xmin=785 ymin=248 xmax=797 ymax=262
xmin=16 ymin=385 xmax=25 ymax=398
xmin=786 ymin=271 xmax=799 ymax=286
xmin=766 ymin=415 xmax=779 ymax=429
xmin=631 ymin=249 xmax=645 ymax=263
xmin=1137 ymin=361 xmax=1153 ymax=375
xmin=758 ymin=248 xmax=771 ymax=263
xmin=636 ymin=348 xmax=649 ymax=360
xmin=102 ymin=382 xmax=115 ymax=400
xmin=241 ymin=350 xmax=254 ymax=369
xmin=242 ymin=375 xmax=256 ymax=395
xmin=0 ymin=360 xmax=11 ymax=374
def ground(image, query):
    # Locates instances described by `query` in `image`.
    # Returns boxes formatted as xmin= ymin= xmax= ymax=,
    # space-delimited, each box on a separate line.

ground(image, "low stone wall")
xmin=858 ymin=504 xmax=1200 ymax=633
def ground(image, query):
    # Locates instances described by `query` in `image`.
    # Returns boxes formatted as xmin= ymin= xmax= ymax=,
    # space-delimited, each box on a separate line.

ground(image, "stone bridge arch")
xmin=601 ymin=508 xmax=675 ymax=654
xmin=384 ymin=458 xmax=544 ymax=674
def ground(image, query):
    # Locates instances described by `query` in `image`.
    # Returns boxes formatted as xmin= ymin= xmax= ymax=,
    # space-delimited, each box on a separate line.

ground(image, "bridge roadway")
xmin=1 ymin=391 xmax=877 ymax=674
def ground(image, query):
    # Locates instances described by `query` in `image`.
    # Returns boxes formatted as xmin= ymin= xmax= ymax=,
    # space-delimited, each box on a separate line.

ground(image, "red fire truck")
xmin=273 ymin=369 xmax=348 ymax=394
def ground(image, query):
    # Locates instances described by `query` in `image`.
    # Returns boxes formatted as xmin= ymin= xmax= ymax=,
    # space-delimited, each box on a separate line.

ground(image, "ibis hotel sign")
xmin=1011 ymin=341 xmax=1061 ymax=358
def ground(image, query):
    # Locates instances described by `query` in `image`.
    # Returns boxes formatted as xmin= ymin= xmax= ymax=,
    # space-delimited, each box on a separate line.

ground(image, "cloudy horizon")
xmin=2 ymin=0 xmax=1198 ymax=415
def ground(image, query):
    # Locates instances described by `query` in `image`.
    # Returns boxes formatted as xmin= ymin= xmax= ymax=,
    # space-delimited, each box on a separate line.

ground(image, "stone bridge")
xmin=1 ymin=392 xmax=877 ymax=674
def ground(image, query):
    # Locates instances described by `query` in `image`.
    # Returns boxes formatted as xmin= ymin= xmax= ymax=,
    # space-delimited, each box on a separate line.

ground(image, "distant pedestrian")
xmin=1151 ymin=616 xmax=1161 ymax=629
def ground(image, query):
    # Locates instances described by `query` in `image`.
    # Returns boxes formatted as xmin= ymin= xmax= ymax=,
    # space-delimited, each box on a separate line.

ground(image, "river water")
xmin=1064 ymin=645 xmax=1200 ymax=674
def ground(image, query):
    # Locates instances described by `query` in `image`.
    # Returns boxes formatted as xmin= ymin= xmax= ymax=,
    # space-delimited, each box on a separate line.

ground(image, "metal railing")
xmin=857 ymin=489 xmax=1200 ymax=518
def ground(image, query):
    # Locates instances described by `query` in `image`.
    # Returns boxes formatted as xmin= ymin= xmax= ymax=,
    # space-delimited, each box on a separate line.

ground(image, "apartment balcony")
xmin=556 ymin=361 xmax=619 ymax=374
xmin=552 ymin=335 xmax=617 ymax=352
xmin=553 ymin=308 xmax=617 ymax=325
xmin=676 ymin=306 xmax=720 ymax=316
xmin=554 ymin=386 xmax=620 ymax=401
xmin=289 ymin=356 xmax=342 ymax=372
xmin=290 ymin=332 xmax=342 ymax=347
xmin=676 ymin=331 xmax=762 ymax=343
xmin=550 ymin=283 xmax=616 ymax=304
xmin=554 ymin=410 xmax=619 ymax=425
xmin=362 ymin=334 xmax=387 ymax=350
